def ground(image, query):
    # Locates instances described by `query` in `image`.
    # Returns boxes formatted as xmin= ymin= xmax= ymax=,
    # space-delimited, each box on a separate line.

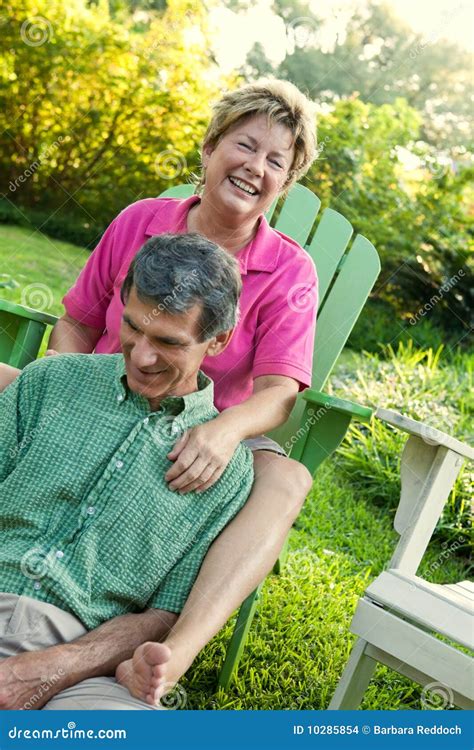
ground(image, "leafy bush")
xmin=0 ymin=199 xmax=103 ymax=249
xmin=1 ymin=0 xmax=224 ymax=226
xmin=348 ymin=299 xmax=457 ymax=354
xmin=329 ymin=342 xmax=473 ymax=557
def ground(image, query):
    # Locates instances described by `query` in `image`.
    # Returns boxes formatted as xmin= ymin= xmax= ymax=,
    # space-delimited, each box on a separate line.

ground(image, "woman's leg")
xmin=118 ymin=451 xmax=313 ymax=698
xmin=0 ymin=364 xmax=20 ymax=391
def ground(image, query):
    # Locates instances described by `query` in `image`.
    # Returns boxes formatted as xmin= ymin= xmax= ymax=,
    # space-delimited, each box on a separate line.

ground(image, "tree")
xmin=1 ymin=0 xmax=223 ymax=229
xmin=242 ymin=0 xmax=473 ymax=150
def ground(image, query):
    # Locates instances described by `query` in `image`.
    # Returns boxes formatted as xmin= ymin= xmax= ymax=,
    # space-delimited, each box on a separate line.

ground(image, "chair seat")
xmin=365 ymin=569 xmax=474 ymax=650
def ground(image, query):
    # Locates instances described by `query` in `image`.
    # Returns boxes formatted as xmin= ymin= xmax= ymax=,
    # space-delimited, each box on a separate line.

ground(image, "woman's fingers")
xmin=166 ymin=431 xmax=189 ymax=462
xmin=168 ymin=457 xmax=211 ymax=492
xmin=174 ymin=464 xmax=217 ymax=494
xmin=195 ymin=468 xmax=224 ymax=493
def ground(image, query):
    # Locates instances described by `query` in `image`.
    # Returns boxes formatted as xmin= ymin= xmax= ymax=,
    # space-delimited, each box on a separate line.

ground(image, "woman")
xmin=0 ymin=79 xmax=318 ymax=701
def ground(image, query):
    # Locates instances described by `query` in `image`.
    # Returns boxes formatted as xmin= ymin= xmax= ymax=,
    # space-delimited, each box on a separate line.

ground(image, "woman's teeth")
xmin=229 ymin=177 xmax=257 ymax=195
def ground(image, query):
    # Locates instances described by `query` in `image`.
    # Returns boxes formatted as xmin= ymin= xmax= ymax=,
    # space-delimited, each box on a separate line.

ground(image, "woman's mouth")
xmin=228 ymin=176 xmax=259 ymax=196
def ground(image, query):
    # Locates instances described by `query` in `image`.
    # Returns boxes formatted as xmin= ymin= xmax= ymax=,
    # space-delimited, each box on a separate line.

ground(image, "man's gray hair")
xmin=121 ymin=233 xmax=241 ymax=341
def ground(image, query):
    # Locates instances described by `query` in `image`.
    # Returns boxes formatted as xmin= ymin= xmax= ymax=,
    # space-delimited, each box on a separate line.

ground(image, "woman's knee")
xmin=253 ymin=452 xmax=313 ymax=513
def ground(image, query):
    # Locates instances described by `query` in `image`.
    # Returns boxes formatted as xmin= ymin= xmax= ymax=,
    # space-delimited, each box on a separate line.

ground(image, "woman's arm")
xmin=48 ymin=313 xmax=103 ymax=353
xmin=0 ymin=363 xmax=20 ymax=391
xmin=165 ymin=375 xmax=299 ymax=493
xmin=214 ymin=374 xmax=299 ymax=439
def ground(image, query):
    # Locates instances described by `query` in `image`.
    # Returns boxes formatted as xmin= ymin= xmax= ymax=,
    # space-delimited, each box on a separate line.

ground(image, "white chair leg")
xmin=328 ymin=638 xmax=376 ymax=709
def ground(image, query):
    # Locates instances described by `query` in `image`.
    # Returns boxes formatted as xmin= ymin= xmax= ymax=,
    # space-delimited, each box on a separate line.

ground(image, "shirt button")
xmin=56 ymin=550 xmax=64 ymax=559
xmin=87 ymin=506 xmax=95 ymax=515
xmin=143 ymin=417 xmax=149 ymax=426
xmin=117 ymin=394 xmax=124 ymax=402
xmin=33 ymin=581 xmax=41 ymax=590
xmin=115 ymin=460 xmax=124 ymax=469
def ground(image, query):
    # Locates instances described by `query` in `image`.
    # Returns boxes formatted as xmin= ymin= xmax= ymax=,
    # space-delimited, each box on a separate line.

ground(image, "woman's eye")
xmin=238 ymin=142 xmax=252 ymax=150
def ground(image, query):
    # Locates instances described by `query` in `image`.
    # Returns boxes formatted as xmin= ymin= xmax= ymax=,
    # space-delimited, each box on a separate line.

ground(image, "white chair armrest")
xmin=375 ymin=408 xmax=474 ymax=461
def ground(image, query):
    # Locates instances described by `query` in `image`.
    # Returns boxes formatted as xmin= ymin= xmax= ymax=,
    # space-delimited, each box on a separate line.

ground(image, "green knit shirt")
xmin=0 ymin=353 xmax=254 ymax=630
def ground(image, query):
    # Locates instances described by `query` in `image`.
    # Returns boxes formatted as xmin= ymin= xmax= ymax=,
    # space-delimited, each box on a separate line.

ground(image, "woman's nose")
xmin=245 ymin=150 xmax=265 ymax=177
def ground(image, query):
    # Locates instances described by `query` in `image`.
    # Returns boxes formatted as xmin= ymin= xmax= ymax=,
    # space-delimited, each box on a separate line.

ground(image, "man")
xmin=0 ymin=233 xmax=254 ymax=710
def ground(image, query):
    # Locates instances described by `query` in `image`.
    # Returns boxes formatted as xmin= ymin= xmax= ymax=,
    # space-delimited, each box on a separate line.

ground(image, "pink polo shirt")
xmin=63 ymin=196 xmax=318 ymax=412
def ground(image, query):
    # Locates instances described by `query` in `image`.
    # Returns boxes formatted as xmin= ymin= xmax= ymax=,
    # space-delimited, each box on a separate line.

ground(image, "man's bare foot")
xmin=115 ymin=642 xmax=172 ymax=706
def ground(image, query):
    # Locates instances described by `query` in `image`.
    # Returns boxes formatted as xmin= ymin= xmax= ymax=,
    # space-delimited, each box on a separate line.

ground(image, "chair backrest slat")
xmin=306 ymin=208 xmax=353 ymax=306
xmin=272 ymin=183 xmax=321 ymax=247
xmin=311 ymin=234 xmax=380 ymax=391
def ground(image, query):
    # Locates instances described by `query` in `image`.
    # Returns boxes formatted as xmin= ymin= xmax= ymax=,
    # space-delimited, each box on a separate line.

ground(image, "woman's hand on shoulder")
xmin=164 ymin=418 xmax=242 ymax=494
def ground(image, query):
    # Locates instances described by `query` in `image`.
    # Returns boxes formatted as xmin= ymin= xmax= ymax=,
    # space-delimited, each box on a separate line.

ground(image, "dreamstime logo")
xmin=426 ymin=536 xmax=466 ymax=575
xmin=154 ymin=149 xmax=187 ymax=180
xmin=20 ymin=16 xmax=53 ymax=46
xmin=20 ymin=547 xmax=55 ymax=580
xmin=408 ymin=269 xmax=465 ymax=326
xmin=315 ymin=135 xmax=331 ymax=159
xmin=23 ymin=669 xmax=65 ymax=709
xmin=284 ymin=404 xmax=329 ymax=454
xmin=286 ymin=548 xmax=319 ymax=581
xmin=154 ymin=415 xmax=187 ymax=448
xmin=9 ymin=403 xmax=63 ymax=460
xmin=409 ymin=3 xmax=465 ymax=59
xmin=426 ymin=159 xmax=451 ymax=179
xmin=9 ymin=136 xmax=63 ymax=193
xmin=157 ymin=682 xmax=188 ymax=709
xmin=21 ymin=282 xmax=54 ymax=311
xmin=142 ymin=269 xmax=199 ymax=326
xmin=287 ymin=282 xmax=317 ymax=314
xmin=286 ymin=16 xmax=318 ymax=48
xmin=421 ymin=682 xmax=454 ymax=709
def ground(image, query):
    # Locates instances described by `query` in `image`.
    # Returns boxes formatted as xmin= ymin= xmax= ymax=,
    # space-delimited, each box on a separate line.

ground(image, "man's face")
xmin=120 ymin=287 xmax=231 ymax=409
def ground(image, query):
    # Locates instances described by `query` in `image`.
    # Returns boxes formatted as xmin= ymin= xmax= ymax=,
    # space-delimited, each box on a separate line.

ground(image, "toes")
xmin=142 ymin=642 xmax=171 ymax=667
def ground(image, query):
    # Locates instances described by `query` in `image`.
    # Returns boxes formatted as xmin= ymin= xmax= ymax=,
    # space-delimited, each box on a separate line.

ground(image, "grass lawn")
xmin=0 ymin=223 xmax=471 ymax=710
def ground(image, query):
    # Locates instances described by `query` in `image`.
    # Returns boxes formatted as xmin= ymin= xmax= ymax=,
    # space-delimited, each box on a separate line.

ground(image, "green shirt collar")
xmin=114 ymin=354 xmax=215 ymax=417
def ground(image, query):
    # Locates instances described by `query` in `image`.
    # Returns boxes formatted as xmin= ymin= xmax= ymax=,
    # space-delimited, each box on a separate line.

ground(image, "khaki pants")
xmin=0 ymin=593 xmax=160 ymax=710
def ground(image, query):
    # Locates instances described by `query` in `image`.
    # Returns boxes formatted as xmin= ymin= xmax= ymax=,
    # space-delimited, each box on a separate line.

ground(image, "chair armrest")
xmin=0 ymin=298 xmax=58 ymax=327
xmin=303 ymin=389 xmax=373 ymax=422
xmin=375 ymin=408 xmax=474 ymax=461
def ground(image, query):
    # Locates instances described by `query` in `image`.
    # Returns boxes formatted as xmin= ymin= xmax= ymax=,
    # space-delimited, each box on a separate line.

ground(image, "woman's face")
xmin=202 ymin=114 xmax=295 ymax=224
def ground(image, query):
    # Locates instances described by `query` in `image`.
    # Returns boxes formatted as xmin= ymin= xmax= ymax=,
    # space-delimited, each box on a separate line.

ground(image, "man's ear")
xmin=205 ymin=329 xmax=233 ymax=357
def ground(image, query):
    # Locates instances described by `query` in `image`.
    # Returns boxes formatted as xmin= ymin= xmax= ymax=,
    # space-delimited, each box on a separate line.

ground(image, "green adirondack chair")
xmin=0 ymin=298 xmax=57 ymax=368
xmin=159 ymin=183 xmax=380 ymax=687
xmin=0 ymin=182 xmax=380 ymax=689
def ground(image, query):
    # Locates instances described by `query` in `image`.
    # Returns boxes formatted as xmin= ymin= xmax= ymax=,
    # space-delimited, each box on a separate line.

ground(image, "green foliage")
xmin=304 ymin=97 xmax=473 ymax=347
xmin=329 ymin=342 xmax=473 ymax=554
xmin=245 ymin=0 xmax=473 ymax=149
xmin=1 ymin=0 xmax=225 ymax=229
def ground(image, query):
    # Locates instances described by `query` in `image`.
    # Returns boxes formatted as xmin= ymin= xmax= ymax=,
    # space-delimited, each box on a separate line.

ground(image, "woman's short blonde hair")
xmin=200 ymin=78 xmax=317 ymax=192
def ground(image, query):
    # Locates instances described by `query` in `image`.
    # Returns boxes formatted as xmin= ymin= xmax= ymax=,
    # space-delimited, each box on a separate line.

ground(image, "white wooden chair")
xmin=329 ymin=408 xmax=474 ymax=710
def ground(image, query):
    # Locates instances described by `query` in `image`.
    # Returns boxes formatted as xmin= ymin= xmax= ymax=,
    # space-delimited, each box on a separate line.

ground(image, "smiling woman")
xmin=1 ymin=79 xmax=319 ymax=705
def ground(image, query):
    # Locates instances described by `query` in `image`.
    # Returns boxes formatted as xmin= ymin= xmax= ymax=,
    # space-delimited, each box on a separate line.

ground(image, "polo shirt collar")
xmin=114 ymin=354 xmax=215 ymax=417
xmin=145 ymin=195 xmax=280 ymax=275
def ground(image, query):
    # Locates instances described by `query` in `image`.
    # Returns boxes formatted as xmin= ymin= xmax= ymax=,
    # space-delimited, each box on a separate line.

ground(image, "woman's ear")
xmin=201 ymin=142 xmax=214 ymax=168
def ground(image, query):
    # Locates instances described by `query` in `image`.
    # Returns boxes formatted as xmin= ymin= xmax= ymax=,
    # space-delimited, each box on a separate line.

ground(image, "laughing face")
xmin=201 ymin=114 xmax=295 ymax=224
